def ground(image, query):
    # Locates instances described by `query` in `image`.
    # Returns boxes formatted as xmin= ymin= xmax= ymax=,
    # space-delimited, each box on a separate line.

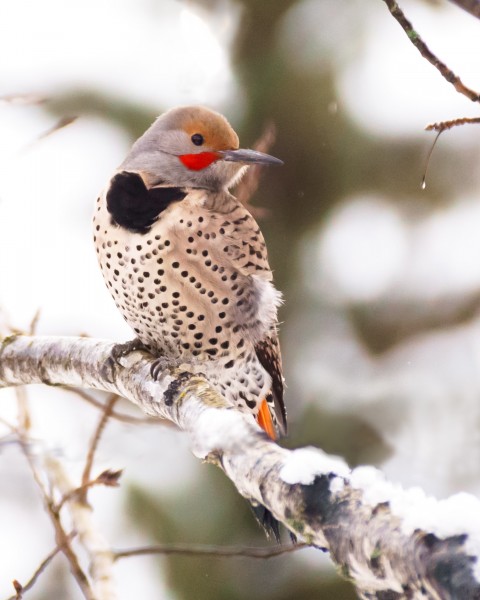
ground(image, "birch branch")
xmin=2 ymin=335 xmax=480 ymax=599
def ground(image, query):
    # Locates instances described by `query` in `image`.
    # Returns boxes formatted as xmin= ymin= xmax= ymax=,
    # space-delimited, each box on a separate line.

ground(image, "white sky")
xmin=0 ymin=0 xmax=237 ymax=106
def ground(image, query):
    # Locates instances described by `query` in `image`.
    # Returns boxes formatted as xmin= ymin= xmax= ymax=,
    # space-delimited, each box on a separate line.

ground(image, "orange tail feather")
xmin=257 ymin=398 xmax=276 ymax=440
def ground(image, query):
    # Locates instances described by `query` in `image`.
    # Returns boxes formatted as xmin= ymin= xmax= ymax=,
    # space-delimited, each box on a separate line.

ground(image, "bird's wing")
xmin=207 ymin=197 xmax=287 ymax=435
xmin=255 ymin=330 xmax=287 ymax=436
xmin=210 ymin=199 xmax=273 ymax=279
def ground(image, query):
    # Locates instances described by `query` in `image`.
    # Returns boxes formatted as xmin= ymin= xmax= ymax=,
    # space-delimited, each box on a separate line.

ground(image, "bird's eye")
xmin=191 ymin=133 xmax=204 ymax=146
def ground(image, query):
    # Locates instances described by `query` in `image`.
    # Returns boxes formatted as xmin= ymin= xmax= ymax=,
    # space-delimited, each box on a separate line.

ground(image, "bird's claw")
xmin=149 ymin=356 xmax=187 ymax=380
xmin=102 ymin=338 xmax=151 ymax=383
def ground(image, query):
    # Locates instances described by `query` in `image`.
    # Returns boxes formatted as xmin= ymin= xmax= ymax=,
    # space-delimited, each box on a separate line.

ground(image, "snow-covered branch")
xmin=1 ymin=335 xmax=480 ymax=598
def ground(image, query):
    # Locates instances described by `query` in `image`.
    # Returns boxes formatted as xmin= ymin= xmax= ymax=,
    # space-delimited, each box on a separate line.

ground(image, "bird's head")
xmin=121 ymin=106 xmax=283 ymax=191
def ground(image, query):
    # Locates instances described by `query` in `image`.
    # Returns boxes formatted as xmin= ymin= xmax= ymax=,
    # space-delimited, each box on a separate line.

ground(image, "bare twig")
xmin=45 ymin=455 xmax=116 ymax=600
xmin=114 ymin=542 xmax=307 ymax=561
xmin=236 ymin=122 xmax=277 ymax=218
xmin=11 ymin=368 xmax=96 ymax=600
xmin=21 ymin=117 xmax=78 ymax=154
xmin=15 ymin=387 xmax=30 ymax=433
xmin=17 ymin=437 xmax=94 ymax=600
xmin=36 ymin=116 xmax=78 ymax=142
xmin=382 ymin=0 xmax=480 ymax=102
xmin=57 ymin=469 xmax=123 ymax=512
xmin=449 ymin=0 xmax=480 ymax=19
xmin=79 ymin=394 xmax=118 ymax=503
xmin=64 ymin=386 xmax=172 ymax=426
xmin=7 ymin=533 xmax=76 ymax=600
xmin=11 ymin=580 xmax=22 ymax=600
xmin=28 ymin=309 xmax=41 ymax=336
xmin=422 ymin=117 xmax=480 ymax=188
xmin=425 ymin=116 xmax=480 ymax=132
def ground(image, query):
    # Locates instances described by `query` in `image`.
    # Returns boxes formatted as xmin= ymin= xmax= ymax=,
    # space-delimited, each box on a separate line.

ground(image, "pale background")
xmin=1 ymin=0 xmax=480 ymax=598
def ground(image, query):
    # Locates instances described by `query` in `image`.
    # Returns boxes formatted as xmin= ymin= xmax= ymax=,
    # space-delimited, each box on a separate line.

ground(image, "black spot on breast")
xmin=106 ymin=171 xmax=186 ymax=234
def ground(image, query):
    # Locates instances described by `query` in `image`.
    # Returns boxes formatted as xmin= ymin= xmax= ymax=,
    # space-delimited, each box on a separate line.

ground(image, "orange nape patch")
xmin=257 ymin=398 xmax=277 ymax=440
xmin=179 ymin=152 xmax=222 ymax=171
xmin=181 ymin=107 xmax=239 ymax=151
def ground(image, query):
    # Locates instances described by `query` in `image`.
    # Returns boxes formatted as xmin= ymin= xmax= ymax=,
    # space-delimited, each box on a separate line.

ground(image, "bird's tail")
xmin=249 ymin=502 xmax=297 ymax=544
xmin=253 ymin=399 xmax=296 ymax=543
xmin=256 ymin=397 xmax=277 ymax=440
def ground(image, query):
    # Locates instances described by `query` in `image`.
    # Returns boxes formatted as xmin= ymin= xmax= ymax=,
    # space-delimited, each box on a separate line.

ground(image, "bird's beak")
xmin=219 ymin=149 xmax=283 ymax=166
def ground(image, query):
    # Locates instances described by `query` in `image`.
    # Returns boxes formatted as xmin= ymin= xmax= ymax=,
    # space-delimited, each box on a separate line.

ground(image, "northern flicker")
xmin=93 ymin=105 xmax=286 ymax=441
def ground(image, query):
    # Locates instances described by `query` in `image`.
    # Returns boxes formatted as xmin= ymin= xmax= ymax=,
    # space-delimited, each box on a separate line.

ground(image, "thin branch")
xmin=236 ymin=121 xmax=277 ymax=217
xmin=2 ymin=335 xmax=480 ymax=597
xmin=7 ymin=533 xmax=76 ymax=600
xmin=114 ymin=542 xmax=308 ymax=561
xmin=21 ymin=117 xmax=78 ymax=153
xmin=449 ymin=0 xmax=480 ymax=19
xmin=425 ymin=116 xmax=480 ymax=132
xmin=12 ymin=386 xmax=94 ymax=599
xmin=10 ymin=361 xmax=109 ymax=599
xmin=45 ymin=455 xmax=117 ymax=600
xmin=422 ymin=118 xmax=480 ymax=188
xmin=17 ymin=436 xmax=94 ymax=600
xmin=28 ymin=309 xmax=41 ymax=336
xmin=382 ymin=0 xmax=480 ymax=102
xmin=79 ymin=394 xmax=118 ymax=503
xmin=57 ymin=470 xmax=123 ymax=512
xmin=15 ymin=387 xmax=30 ymax=433
xmin=64 ymin=386 xmax=173 ymax=426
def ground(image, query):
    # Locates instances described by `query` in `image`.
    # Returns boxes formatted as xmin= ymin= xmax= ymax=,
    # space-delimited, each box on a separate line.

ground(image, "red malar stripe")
xmin=179 ymin=152 xmax=222 ymax=171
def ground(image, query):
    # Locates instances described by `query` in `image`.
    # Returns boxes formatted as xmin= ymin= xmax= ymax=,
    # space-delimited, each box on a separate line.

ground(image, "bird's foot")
xmin=149 ymin=358 xmax=196 ymax=406
xmin=113 ymin=338 xmax=152 ymax=360
xmin=102 ymin=338 xmax=152 ymax=383
xmin=149 ymin=355 xmax=187 ymax=380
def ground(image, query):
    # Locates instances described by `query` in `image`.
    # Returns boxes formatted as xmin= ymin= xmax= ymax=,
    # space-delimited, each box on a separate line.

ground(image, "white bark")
xmin=2 ymin=334 xmax=480 ymax=599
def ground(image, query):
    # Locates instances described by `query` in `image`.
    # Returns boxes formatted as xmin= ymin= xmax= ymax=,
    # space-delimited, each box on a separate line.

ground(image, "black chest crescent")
xmin=106 ymin=171 xmax=187 ymax=234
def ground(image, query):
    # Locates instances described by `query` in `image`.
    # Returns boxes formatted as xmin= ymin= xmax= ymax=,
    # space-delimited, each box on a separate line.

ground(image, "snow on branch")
xmin=2 ymin=335 xmax=480 ymax=598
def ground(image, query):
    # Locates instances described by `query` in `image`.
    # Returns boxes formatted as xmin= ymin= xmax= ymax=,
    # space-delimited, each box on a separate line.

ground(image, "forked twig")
xmin=7 ymin=533 xmax=77 ymax=600
xmin=16 ymin=436 xmax=94 ymax=599
xmin=79 ymin=394 xmax=118 ymax=503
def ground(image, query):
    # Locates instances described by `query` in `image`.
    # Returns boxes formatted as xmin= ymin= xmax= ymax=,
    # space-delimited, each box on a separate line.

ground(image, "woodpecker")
xmin=94 ymin=106 xmax=286 ymax=440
